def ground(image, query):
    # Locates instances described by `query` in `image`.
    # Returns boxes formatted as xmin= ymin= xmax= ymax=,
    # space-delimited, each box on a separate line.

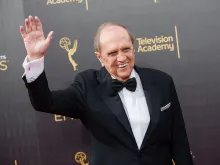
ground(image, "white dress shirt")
xmin=22 ymin=56 xmax=151 ymax=149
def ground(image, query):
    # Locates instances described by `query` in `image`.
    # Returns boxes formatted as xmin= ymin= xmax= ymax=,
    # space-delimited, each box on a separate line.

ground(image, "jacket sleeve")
xmin=22 ymin=70 xmax=85 ymax=119
xmin=170 ymin=78 xmax=194 ymax=165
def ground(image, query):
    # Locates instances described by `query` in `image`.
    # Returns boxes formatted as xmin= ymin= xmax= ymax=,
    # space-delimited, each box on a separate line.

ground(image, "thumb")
xmin=45 ymin=31 xmax=54 ymax=47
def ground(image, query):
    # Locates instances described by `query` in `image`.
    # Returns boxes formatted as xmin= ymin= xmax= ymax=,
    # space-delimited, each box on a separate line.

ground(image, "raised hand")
xmin=20 ymin=15 xmax=54 ymax=61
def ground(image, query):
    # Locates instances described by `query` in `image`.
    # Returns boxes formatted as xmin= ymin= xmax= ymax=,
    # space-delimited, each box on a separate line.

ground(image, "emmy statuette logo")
xmin=59 ymin=37 xmax=78 ymax=71
xmin=75 ymin=152 xmax=89 ymax=165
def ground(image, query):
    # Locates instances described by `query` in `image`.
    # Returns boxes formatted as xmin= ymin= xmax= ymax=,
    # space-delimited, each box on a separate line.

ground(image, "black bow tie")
xmin=112 ymin=77 xmax=137 ymax=92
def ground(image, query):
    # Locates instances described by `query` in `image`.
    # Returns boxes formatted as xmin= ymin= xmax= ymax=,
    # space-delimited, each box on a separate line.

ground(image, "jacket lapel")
xmin=134 ymin=66 xmax=161 ymax=149
xmin=96 ymin=66 xmax=161 ymax=150
xmin=96 ymin=67 xmax=135 ymax=140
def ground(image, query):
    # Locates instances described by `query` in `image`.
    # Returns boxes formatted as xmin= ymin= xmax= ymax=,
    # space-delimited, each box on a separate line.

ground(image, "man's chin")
xmin=117 ymin=72 xmax=131 ymax=81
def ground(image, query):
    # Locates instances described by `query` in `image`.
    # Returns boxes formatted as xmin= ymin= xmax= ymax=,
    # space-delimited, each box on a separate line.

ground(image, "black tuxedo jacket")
xmin=23 ymin=65 xmax=193 ymax=165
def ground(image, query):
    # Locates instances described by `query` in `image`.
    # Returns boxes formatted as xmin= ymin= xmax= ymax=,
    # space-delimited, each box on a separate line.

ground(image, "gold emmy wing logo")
xmin=59 ymin=37 xmax=78 ymax=71
xmin=75 ymin=152 xmax=89 ymax=165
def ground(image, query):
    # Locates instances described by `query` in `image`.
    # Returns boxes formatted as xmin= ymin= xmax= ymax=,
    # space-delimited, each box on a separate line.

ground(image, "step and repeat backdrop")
xmin=1 ymin=0 xmax=220 ymax=165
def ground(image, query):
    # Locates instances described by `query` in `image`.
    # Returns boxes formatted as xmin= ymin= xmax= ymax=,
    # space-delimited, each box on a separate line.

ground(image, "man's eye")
xmin=108 ymin=52 xmax=117 ymax=56
xmin=123 ymin=48 xmax=130 ymax=52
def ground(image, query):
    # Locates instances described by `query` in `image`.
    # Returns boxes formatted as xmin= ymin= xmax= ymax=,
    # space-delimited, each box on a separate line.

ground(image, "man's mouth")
xmin=118 ymin=63 xmax=128 ymax=68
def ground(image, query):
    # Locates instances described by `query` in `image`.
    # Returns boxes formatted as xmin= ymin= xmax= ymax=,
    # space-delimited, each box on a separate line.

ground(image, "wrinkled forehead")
xmin=99 ymin=26 xmax=132 ymax=51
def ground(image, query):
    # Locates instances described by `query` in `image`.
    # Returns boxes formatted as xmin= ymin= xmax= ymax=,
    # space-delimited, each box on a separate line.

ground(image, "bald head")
xmin=94 ymin=22 xmax=134 ymax=52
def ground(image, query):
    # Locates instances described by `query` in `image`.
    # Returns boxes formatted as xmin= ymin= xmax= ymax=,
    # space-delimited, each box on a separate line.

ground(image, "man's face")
xmin=95 ymin=26 xmax=135 ymax=81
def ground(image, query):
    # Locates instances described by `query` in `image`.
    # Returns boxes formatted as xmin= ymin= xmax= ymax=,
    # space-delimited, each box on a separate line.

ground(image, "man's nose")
xmin=117 ymin=52 xmax=127 ymax=61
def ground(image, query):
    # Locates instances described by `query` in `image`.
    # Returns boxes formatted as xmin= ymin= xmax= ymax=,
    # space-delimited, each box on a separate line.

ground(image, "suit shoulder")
xmin=71 ymin=69 xmax=99 ymax=93
xmin=140 ymin=67 xmax=173 ymax=83
xmin=74 ymin=69 xmax=99 ymax=83
xmin=77 ymin=69 xmax=98 ymax=76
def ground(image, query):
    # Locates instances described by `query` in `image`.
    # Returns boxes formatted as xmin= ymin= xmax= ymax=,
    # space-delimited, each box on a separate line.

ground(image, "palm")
xmin=24 ymin=31 xmax=46 ymax=56
xmin=20 ymin=16 xmax=53 ymax=60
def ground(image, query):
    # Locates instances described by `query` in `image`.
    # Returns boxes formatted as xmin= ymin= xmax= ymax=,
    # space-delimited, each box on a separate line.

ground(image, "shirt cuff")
xmin=22 ymin=56 xmax=45 ymax=83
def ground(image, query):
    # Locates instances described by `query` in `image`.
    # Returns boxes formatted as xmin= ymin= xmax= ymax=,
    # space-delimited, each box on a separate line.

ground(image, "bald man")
xmin=20 ymin=16 xmax=193 ymax=165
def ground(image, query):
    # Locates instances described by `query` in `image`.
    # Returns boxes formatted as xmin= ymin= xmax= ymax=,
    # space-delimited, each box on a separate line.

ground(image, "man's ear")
xmin=95 ymin=51 xmax=104 ymax=66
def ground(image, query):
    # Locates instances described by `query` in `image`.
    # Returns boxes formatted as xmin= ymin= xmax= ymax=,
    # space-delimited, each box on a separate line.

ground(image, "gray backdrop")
xmin=0 ymin=0 xmax=220 ymax=165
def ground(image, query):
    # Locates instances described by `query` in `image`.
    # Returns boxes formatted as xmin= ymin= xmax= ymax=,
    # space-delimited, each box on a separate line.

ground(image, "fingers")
xmin=47 ymin=31 xmax=54 ymax=39
xmin=45 ymin=31 xmax=54 ymax=46
xmin=35 ymin=16 xmax=43 ymax=31
xmin=19 ymin=26 xmax=26 ymax=39
xmin=24 ymin=15 xmax=38 ymax=33
xmin=29 ymin=15 xmax=37 ymax=31
xmin=25 ymin=18 xmax=31 ymax=33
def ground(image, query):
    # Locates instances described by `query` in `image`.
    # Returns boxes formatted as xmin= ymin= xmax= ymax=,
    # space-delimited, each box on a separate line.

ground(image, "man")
xmin=20 ymin=15 xmax=194 ymax=165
